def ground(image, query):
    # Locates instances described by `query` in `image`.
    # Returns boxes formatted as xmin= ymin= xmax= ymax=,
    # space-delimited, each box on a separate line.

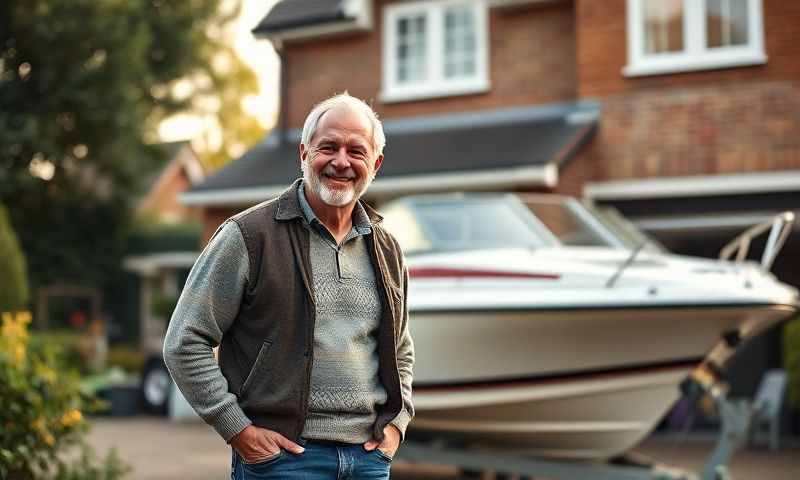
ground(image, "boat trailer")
xmin=396 ymin=366 xmax=753 ymax=480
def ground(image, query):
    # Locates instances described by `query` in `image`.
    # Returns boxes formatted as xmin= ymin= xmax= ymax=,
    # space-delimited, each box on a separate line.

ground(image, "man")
xmin=163 ymin=93 xmax=414 ymax=480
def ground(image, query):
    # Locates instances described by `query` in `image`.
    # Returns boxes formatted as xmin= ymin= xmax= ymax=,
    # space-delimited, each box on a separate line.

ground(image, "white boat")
xmin=380 ymin=193 xmax=798 ymax=460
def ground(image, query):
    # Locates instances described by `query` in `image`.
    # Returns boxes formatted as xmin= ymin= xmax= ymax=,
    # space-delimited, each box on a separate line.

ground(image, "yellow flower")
xmin=31 ymin=417 xmax=56 ymax=445
xmin=31 ymin=417 xmax=46 ymax=432
xmin=1 ymin=311 xmax=32 ymax=363
xmin=35 ymin=363 xmax=57 ymax=384
xmin=60 ymin=409 xmax=83 ymax=428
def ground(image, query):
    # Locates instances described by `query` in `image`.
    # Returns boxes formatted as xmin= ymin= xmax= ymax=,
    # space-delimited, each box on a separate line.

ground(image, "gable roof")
xmin=253 ymin=0 xmax=346 ymax=33
xmin=180 ymin=101 xmax=599 ymax=207
xmin=252 ymin=0 xmax=563 ymax=38
xmin=252 ymin=0 xmax=371 ymax=42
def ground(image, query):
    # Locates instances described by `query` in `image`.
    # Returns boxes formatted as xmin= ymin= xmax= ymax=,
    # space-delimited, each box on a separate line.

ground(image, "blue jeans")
xmin=230 ymin=440 xmax=392 ymax=480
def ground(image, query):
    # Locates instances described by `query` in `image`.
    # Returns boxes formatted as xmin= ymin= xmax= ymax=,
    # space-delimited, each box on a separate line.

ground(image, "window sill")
xmin=379 ymin=80 xmax=490 ymax=104
xmin=622 ymin=52 xmax=767 ymax=77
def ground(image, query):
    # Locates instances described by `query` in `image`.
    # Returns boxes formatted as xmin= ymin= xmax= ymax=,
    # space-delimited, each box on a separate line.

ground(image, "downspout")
xmin=276 ymin=41 xmax=290 ymax=146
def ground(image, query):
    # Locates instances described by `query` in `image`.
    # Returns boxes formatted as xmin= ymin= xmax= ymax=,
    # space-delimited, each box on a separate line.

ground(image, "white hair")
xmin=300 ymin=92 xmax=386 ymax=157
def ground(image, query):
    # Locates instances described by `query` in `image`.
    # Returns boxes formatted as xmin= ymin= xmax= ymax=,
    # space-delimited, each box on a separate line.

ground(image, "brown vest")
xmin=217 ymin=181 xmax=405 ymax=442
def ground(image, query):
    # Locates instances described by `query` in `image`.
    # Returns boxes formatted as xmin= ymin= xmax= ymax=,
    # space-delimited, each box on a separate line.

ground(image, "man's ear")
xmin=373 ymin=154 xmax=384 ymax=175
xmin=299 ymin=144 xmax=307 ymax=165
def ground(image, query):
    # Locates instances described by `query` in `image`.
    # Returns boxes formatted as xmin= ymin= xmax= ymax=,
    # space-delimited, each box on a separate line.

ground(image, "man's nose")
xmin=330 ymin=148 xmax=351 ymax=168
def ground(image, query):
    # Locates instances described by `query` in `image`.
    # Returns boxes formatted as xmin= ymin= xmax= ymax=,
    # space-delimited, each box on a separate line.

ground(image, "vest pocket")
xmin=240 ymin=340 xmax=273 ymax=395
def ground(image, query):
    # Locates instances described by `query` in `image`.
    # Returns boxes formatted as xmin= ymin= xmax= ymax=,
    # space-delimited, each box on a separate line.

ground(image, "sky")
xmin=158 ymin=0 xmax=281 ymax=148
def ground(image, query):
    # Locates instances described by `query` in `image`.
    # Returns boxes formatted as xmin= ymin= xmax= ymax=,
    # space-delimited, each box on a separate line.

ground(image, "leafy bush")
xmin=106 ymin=345 xmax=145 ymax=375
xmin=0 ymin=311 xmax=130 ymax=479
xmin=0 ymin=203 xmax=29 ymax=312
xmin=151 ymin=293 xmax=178 ymax=320
xmin=29 ymin=331 xmax=85 ymax=374
xmin=784 ymin=317 xmax=800 ymax=410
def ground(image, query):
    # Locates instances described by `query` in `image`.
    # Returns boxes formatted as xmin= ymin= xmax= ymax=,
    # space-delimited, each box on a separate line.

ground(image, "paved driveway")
xmin=87 ymin=417 xmax=799 ymax=479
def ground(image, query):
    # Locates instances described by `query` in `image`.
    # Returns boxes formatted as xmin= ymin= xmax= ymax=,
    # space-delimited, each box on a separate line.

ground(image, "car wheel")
xmin=141 ymin=358 xmax=171 ymax=415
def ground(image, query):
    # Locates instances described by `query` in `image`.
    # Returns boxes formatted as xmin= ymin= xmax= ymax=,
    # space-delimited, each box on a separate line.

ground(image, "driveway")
xmin=87 ymin=417 xmax=799 ymax=479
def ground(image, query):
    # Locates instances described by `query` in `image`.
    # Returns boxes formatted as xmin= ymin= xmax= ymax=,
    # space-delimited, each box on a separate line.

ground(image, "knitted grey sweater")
xmin=163 ymin=185 xmax=412 ymax=444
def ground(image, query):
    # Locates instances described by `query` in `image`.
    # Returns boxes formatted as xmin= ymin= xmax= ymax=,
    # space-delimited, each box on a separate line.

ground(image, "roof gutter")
xmin=585 ymin=169 xmax=800 ymax=201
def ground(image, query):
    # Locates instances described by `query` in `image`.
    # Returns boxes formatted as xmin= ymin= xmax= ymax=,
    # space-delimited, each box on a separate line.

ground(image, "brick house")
xmin=181 ymin=0 xmax=799 ymax=414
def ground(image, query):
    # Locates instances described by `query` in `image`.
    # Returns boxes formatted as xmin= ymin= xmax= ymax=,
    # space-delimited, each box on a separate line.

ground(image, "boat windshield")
xmin=520 ymin=196 xmax=621 ymax=248
xmin=381 ymin=195 xmax=558 ymax=254
xmin=381 ymin=194 xmax=666 ymax=254
xmin=581 ymin=202 xmax=667 ymax=253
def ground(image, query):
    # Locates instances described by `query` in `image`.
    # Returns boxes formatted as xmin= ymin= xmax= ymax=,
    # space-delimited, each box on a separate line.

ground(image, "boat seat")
xmin=747 ymin=369 xmax=788 ymax=451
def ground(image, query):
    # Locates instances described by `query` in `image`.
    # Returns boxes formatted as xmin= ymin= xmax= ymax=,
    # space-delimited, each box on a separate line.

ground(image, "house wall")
xmin=202 ymin=208 xmax=235 ymax=245
xmin=284 ymin=0 xmax=577 ymax=128
xmin=573 ymin=0 xmax=800 ymax=181
xmin=142 ymin=166 xmax=202 ymax=223
xmin=138 ymin=148 xmax=205 ymax=224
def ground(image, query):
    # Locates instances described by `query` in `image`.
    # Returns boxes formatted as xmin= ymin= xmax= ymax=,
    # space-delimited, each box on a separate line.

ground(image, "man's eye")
xmin=318 ymin=145 xmax=335 ymax=153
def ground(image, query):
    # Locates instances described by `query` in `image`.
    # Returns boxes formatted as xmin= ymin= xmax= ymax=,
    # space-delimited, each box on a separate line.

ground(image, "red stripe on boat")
xmin=414 ymin=359 xmax=701 ymax=392
xmin=410 ymin=267 xmax=560 ymax=280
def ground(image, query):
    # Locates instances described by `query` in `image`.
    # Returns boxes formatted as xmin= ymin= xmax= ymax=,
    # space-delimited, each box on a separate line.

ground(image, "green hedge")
xmin=126 ymin=217 xmax=202 ymax=255
xmin=0 ymin=204 xmax=29 ymax=312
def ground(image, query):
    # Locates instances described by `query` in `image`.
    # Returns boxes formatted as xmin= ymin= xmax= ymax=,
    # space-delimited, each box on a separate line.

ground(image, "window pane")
xmin=444 ymin=5 xmax=476 ymax=79
xmin=395 ymin=15 xmax=427 ymax=84
xmin=643 ymin=0 xmax=684 ymax=54
xmin=707 ymin=0 xmax=749 ymax=48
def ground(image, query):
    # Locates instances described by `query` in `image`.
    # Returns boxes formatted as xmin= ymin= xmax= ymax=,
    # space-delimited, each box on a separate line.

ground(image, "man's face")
xmin=301 ymin=105 xmax=383 ymax=207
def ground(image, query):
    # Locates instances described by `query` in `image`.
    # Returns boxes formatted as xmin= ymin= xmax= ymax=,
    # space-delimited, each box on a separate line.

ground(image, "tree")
xmin=0 ymin=0 xmax=263 ymax=294
xmin=171 ymin=0 xmax=266 ymax=171
xmin=0 ymin=203 xmax=28 ymax=312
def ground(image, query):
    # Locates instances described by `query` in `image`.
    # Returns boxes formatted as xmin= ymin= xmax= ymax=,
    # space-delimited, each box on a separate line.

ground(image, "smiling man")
xmin=163 ymin=93 xmax=414 ymax=480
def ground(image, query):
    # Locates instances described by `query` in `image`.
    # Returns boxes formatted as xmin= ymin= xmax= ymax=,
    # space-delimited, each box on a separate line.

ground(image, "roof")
xmin=252 ymin=0 xmax=561 ymax=38
xmin=252 ymin=0 xmax=358 ymax=37
xmin=181 ymin=101 xmax=599 ymax=206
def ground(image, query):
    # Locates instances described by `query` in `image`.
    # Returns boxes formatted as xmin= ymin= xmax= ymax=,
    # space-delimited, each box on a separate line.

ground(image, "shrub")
xmin=29 ymin=331 xmax=85 ymax=374
xmin=0 ymin=311 xmax=130 ymax=479
xmin=0 ymin=204 xmax=29 ymax=312
xmin=106 ymin=345 xmax=145 ymax=375
xmin=151 ymin=293 xmax=178 ymax=320
xmin=784 ymin=317 xmax=800 ymax=410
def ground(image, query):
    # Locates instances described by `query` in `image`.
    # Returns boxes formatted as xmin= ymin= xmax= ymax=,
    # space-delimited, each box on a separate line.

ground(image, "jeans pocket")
xmin=240 ymin=449 xmax=282 ymax=467
xmin=373 ymin=448 xmax=393 ymax=463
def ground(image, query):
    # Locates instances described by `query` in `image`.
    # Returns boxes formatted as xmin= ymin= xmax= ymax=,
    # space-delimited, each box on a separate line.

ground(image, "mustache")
xmin=322 ymin=164 xmax=356 ymax=179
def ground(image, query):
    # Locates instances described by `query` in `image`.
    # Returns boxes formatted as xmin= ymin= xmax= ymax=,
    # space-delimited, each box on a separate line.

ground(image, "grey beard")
xmin=301 ymin=160 xmax=374 ymax=207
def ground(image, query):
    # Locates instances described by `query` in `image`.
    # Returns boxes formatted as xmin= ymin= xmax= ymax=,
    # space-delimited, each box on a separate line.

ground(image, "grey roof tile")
xmin=253 ymin=0 xmax=349 ymax=34
xmin=189 ymin=103 xmax=599 ymax=193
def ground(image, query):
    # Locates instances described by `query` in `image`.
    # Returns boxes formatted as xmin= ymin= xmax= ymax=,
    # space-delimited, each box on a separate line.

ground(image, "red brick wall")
xmin=576 ymin=0 xmax=800 ymax=97
xmin=576 ymin=81 xmax=800 ymax=181
xmin=572 ymin=0 xmax=800 ymax=183
xmin=284 ymin=0 xmax=577 ymax=128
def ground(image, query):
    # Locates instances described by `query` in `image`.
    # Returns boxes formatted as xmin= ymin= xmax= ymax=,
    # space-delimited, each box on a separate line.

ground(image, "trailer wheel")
xmin=141 ymin=358 xmax=171 ymax=415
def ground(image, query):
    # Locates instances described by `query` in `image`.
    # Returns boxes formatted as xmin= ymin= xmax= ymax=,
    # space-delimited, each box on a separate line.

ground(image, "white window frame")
xmin=381 ymin=0 xmax=490 ymax=103
xmin=623 ymin=0 xmax=767 ymax=77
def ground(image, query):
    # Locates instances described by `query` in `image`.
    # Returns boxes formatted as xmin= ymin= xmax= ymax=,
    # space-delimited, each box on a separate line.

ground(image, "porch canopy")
xmin=181 ymin=102 xmax=598 ymax=207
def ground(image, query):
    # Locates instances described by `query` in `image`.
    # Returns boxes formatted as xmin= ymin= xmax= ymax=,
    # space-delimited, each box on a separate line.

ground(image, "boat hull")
xmin=408 ymin=303 xmax=794 ymax=459
xmin=412 ymin=366 xmax=688 ymax=459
